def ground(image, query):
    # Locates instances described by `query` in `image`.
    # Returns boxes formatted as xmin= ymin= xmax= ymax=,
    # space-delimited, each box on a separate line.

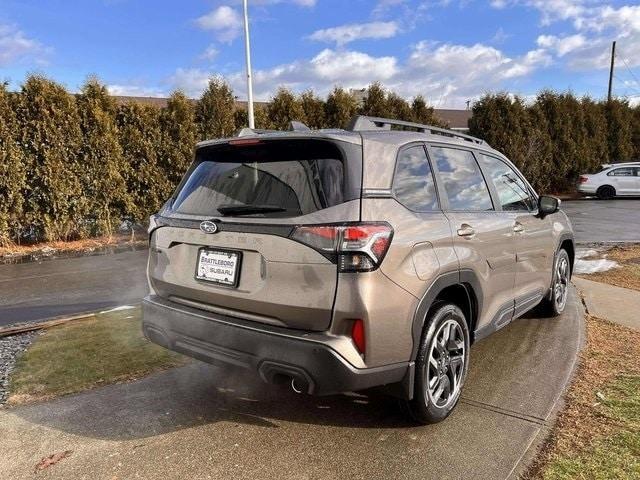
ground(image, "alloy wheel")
xmin=426 ymin=318 xmax=466 ymax=409
xmin=554 ymin=255 xmax=569 ymax=312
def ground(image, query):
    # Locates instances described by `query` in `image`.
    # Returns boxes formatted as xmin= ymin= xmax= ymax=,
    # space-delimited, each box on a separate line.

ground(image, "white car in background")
xmin=578 ymin=162 xmax=640 ymax=199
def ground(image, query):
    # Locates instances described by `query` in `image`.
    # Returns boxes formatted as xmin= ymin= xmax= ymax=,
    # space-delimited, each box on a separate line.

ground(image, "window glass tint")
xmin=171 ymin=140 xmax=347 ymax=218
xmin=609 ymin=167 xmax=635 ymax=176
xmin=478 ymin=154 xmax=535 ymax=211
xmin=431 ymin=147 xmax=493 ymax=211
xmin=393 ymin=145 xmax=439 ymax=212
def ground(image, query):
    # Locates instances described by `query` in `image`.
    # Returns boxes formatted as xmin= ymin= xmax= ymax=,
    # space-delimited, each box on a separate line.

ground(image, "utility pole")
xmin=608 ymin=40 xmax=616 ymax=102
xmin=242 ymin=0 xmax=255 ymax=129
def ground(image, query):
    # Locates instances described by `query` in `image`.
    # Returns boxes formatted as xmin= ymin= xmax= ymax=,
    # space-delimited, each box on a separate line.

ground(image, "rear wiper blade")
xmin=217 ymin=204 xmax=287 ymax=216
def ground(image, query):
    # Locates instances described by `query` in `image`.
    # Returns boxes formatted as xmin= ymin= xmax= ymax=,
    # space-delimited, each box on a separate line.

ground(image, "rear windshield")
xmin=168 ymin=139 xmax=361 ymax=218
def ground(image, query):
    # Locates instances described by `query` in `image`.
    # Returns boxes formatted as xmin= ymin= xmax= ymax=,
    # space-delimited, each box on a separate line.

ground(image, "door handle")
xmin=513 ymin=222 xmax=525 ymax=233
xmin=457 ymin=224 xmax=475 ymax=237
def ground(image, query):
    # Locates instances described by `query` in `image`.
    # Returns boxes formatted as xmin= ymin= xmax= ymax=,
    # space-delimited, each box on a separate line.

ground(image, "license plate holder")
xmin=195 ymin=248 xmax=242 ymax=287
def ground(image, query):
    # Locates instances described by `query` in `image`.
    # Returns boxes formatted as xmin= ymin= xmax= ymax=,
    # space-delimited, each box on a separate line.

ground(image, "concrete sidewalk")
xmin=0 ymin=289 xmax=583 ymax=480
xmin=573 ymin=277 xmax=640 ymax=331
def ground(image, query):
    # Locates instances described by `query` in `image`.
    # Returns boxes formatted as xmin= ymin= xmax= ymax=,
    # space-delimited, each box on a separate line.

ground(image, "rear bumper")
xmin=577 ymin=184 xmax=598 ymax=194
xmin=142 ymin=295 xmax=409 ymax=396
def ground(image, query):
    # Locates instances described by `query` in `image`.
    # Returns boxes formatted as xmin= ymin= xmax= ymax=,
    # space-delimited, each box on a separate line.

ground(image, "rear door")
xmin=633 ymin=167 xmax=640 ymax=193
xmin=148 ymin=137 xmax=362 ymax=331
xmin=428 ymin=144 xmax=517 ymax=332
xmin=608 ymin=167 xmax=637 ymax=194
xmin=476 ymin=153 xmax=553 ymax=315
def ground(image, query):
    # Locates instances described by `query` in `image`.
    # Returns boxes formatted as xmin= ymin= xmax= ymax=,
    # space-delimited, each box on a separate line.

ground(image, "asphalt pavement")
xmin=0 ymin=288 xmax=583 ymax=480
xmin=561 ymin=198 xmax=640 ymax=244
xmin=0 ymin=249 xmax=148 ymax=327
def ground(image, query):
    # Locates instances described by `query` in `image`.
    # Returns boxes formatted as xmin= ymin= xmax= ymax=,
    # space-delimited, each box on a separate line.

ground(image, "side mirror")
xmin=538 ymin=195 xmax=561 ymax=216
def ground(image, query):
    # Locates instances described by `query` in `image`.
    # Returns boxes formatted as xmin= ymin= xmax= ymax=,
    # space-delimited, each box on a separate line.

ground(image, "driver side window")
xmin=477 ymin=154 xmax=536 ymax=211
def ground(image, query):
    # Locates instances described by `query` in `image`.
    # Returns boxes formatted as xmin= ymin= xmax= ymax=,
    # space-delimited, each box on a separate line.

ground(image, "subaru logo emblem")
xmin=200 ymin=221 xmax=218 ymax=234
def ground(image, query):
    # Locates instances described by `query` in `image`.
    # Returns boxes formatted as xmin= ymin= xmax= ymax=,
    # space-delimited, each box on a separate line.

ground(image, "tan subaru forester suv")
xmin=143 ymin=116 xmax=574 ymax=424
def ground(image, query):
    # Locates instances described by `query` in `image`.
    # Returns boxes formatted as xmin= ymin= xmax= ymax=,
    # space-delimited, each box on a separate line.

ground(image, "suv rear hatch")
xmin=148 ymin=136 xmax=362 ymax=331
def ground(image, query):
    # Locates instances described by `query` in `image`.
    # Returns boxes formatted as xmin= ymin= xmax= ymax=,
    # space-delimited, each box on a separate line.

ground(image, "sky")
xmin=1 ymin=0 xmax=639 ymax=108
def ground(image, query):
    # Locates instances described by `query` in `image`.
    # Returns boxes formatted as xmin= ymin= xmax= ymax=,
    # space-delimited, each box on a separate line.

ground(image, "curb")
xmin=507 ymin=285 xmax=586 ymax=479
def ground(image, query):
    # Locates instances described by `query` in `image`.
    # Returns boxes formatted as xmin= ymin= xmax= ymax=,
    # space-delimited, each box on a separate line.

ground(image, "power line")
xmin=619 ymin=55 xmax=640 ymax=87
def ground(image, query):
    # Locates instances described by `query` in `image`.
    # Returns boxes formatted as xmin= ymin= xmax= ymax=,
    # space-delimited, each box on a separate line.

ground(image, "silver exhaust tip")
xmin=291 ymin=378 xmax=305 ymax=394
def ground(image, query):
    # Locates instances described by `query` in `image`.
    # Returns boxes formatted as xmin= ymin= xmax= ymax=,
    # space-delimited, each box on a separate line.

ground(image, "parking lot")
xmin=561 ymin=198 xmax=640 ymax=244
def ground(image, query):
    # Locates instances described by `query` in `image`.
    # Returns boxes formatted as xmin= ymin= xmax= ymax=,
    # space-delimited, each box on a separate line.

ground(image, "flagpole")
xmin=242 ymin=0 xmax=255 ymax=129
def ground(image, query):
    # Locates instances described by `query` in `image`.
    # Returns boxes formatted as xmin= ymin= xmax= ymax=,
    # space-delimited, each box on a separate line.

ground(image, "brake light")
xmin=579 ymin=176 xmax=589 ymax=184
xmin=290 ymin=223 xmax=393 ymax=272
xmin=351 ymin=319 xmax=366 ymax=355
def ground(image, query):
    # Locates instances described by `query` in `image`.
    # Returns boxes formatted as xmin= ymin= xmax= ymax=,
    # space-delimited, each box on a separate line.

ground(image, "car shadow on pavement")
xmin=9 ymin=361 xmax=413 ymax=440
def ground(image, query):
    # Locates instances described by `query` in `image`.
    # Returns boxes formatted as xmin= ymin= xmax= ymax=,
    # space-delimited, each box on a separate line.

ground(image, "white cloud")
xmin=167 ymin=40 xmax=548 ymax=108
xmin=199 ymin=45 xmax=220 ymax=61
xmin=107 ymin=84 xmax=165 ymax=97
xmin=0 ymin=23 xmax=49 ymax=66
xmin=308 ymin=21 xmax=399 ymax=46
xmin=536 ymin=34 xmax=586 ymax=56
xmin=196 ymin=6 xmax=243 ymax=43
xmin=495 ymin=2 xmax=640 ymax=71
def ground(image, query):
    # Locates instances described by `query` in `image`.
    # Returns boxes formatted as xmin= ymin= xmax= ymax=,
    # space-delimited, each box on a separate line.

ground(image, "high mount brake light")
xmin=290 ymin=223 xmax=393 ymax=272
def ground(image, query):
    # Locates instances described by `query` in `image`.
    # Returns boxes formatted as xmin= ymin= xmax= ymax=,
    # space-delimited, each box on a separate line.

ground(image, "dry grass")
xmin=577 ymin=245 xmax=640 ymax=292
xmin=526 ymin=316 xmax=640 ymax=479
xmin=0 ymin=233 xmax=147 ymax=260
xmin=8 ymin=307 xmax=188 ymax=404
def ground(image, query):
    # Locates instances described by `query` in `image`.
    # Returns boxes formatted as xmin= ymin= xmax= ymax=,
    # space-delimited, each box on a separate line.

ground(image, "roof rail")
xmin=236 ymin=120 xmax=311 ymax=137
xmin=347 ymin=115 xmax=485 ymax=145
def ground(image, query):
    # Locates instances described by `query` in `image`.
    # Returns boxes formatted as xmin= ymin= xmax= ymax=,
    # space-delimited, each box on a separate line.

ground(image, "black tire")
xmin=597 ymin=185 xmax=616 ymax=200
xmin=538 ymin=249 xmax=571 ymax=318
xmin=400 ymin=303 xmax=470 ymax=424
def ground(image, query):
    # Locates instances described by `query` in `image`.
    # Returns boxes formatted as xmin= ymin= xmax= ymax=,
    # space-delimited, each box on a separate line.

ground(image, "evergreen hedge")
xmin=0 ymin=75 xmax=638 ymax=244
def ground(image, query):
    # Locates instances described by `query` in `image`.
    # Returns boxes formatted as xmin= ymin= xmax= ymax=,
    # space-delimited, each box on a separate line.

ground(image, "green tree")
xmin=0 ymin=84 xmax=26 ymax=245
xmin=76 ymin=77 xmax=130 ymax=236
xmin=534 ymin=91 xmax=589 ymax=190
xmin=195 ymin=77 xmax=236 ymax=140
xmin=116 ymin=102 xmax=169 ymax=222
xmin=325 ymin=87 xmax=357 ymax=129
xmin=14 ymin=75 xmax=85 ymax=241
xmin=386 ymin=92 xmax=413 ymax=121
xmin=360 ymin=82 xmax=389 ymax=117
xmin=632 ymin=105 xmax=640 ymax=160
xmin=267 ymin=87 xmax=304 ymax=130
xmin=411 ymin=95 xmax=444 ymax=126
xmin=606 ymin=99 xmax=634 ymax=162
xmin=581 ymin=97 xmax=609 ymax=172
xmin=160 ymin=91 xmax=197 ymax=188
xmin=300 ymin=90 xmax=326 ymax=129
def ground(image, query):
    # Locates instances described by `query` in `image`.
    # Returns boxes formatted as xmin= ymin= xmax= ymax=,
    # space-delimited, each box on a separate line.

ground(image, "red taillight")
xmin=579 ymin=176 xmax=589 ymax=184
xmin=351 ymin=319 xmax=366 ymax=355
xmin=290 ymin=223 xmax=393 ymax=272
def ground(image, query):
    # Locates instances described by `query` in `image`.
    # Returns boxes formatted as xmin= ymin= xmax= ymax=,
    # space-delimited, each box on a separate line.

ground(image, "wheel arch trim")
xmin=410 ymin=269 xmax=483 ymax=360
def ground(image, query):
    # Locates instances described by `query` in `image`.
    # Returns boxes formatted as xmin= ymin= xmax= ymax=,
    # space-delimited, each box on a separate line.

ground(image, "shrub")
xmin=14 ymin=75 xmax=85 ymax=242
xmin=0 ymin=84 xmax=26 ymax=245
xmin=195 ymin=78 xmax=236 ymax=141
xmin=77 ymin=78 xmax=131 ymax=236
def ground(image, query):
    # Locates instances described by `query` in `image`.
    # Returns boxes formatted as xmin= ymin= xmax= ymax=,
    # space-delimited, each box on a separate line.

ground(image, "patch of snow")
xmin=99 ymin=305 xmax=136 ymax=314
xmin=574 ymin=258 xmax=619 ymax=275
xmin=575 ymin=248 xmax=599 ymax=260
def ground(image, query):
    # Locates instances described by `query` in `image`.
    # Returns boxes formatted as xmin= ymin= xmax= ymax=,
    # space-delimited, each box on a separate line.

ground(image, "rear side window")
xmin=392 ymin=145 xmax=439 ymax=212
xmin=431 ymin=146 xmax=493 ymax=211
xmin=169 ymin=139 xmax=361 ymax=218
xmin=608 ymin=167 xmax=636 ymax=176
xmin=478 ymin=154 xmax=536 ymax=211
